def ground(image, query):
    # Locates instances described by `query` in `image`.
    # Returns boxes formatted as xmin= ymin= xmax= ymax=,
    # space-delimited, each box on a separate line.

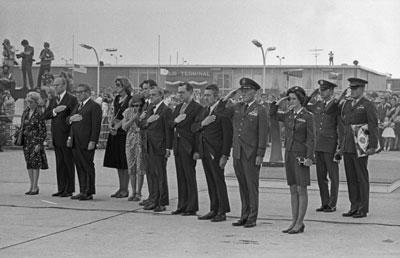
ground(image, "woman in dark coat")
xmin=21 ymin=91 xmax=48 ymax=195
xmin=103 ymin=77 xmax=132 ymax=198
xmin=270 ymin=86 xmax=314 ymax=234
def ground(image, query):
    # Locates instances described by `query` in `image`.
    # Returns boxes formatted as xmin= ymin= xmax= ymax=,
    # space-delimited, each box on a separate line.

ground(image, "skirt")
xmin=103 ymin=131 xmax=128 ymax=169
xmin=284 ymin=151 xmax=310 ymax=186
xmin=382 ymin=127 xmax=395 ymax=138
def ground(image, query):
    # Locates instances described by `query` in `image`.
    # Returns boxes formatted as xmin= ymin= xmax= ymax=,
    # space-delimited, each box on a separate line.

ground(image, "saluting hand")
xmin=201 ymin=115 xmax=216 ymax=127
xmin=276 ymin=96 xmax=289 ymax=105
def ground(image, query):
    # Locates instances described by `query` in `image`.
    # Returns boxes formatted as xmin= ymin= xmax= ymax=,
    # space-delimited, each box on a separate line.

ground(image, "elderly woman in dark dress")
xmin=21 ymin=91 xmax=49 ymax=195
xmin=104 ymin=77 xmax=132 ymax=198
xmin=270 ymin=86 xmax=314 ymax=234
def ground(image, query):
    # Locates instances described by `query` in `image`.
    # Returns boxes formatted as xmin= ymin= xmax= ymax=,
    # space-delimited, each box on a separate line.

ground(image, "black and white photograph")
xmin=0 ymin=0 xmax=399 ymax=257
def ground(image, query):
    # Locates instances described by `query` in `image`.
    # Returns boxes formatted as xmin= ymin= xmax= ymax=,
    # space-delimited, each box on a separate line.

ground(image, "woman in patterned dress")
xmin=122 ymin=94 xmax=146 ymax=201
xmin=21 ymin=91 xmax=48 ymax=195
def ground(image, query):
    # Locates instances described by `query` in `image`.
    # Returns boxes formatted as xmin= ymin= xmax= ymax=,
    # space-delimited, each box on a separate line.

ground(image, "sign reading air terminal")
xmin=160 ymin=68 xmax=213 ymax=91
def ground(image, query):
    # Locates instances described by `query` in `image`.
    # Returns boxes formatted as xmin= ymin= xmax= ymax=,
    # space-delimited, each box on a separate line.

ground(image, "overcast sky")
xmin=2 ymin=0 xmax=399 ymax=76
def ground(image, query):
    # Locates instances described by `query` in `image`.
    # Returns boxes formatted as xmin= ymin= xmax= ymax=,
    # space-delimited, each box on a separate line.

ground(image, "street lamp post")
xmin=276 ymin=55 xmax=285 ymax=65
xmin=251 ymin=40 xmax=276 ymax=91
xmin=80 ymin=43 xmax=100 ymax=95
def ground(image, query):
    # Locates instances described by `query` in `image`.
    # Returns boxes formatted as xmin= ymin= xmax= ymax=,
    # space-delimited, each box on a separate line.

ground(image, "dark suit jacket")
xmin=307 ymin=99 xmax=340 ymax=153
xmin=171 ymin=100 xmax=203 ymax=155
xmin=270 ymin=103 xmax=315 ymax=159
xmin=224 ymin=101 xmax=268 ymax=160
xmin=141 ymin=102 xmax=173 ymax=156
xmin=70 ymin=99 xmax=102 ymax=149
xmin=339 ymin=97 xmax=378 ymax=154
xmin=191 ymin=100 xmax=233 ymax=159
xmin=42 ymin=92 xmax=78 ymax=147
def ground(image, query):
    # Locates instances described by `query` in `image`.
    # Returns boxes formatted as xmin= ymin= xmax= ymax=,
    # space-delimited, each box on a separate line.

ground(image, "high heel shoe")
xmin=28 ymin=189 xmax=39 ymax=195
xmin=288 ymin=224 xmax=305 ymax=234
xmin=282 ymin=226 xmax=294 ymax=233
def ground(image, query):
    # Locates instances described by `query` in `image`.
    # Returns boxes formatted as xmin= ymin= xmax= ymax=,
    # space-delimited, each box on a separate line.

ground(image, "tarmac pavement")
xmin=0 ymin=149 xmax=399 ymax=257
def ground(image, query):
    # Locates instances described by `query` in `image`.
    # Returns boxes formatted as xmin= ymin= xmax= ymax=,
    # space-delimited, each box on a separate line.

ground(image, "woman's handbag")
xmin=13 ymin=111 xmax=26 ymax=146
xmin=13 ymin=126 xmax=23 ymax=146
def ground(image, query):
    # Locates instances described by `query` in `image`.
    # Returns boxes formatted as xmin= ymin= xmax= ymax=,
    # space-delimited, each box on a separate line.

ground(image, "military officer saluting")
xmin=339 ymin=78 xmax=378 ymax=218
xmin=306 ymin=80 xmax=340 ymax=213
xmin=222 ymin=78 xmax=268 ymax=228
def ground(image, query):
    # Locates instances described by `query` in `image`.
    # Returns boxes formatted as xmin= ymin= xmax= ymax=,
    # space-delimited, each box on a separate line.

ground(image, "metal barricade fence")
xmin=0 ymin=114 xmax=112 ymax=149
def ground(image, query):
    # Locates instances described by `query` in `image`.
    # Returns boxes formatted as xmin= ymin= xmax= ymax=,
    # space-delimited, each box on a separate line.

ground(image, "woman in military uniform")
xmin=270 ymin=86 xmax=314 ymax=234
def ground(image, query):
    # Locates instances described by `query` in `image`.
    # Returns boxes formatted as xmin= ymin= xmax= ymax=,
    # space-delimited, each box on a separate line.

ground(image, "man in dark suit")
xmin=306 ymin=80 xmax=340 ymax=212
xmin=140 ymin=86 xmax=173 ymax=212
xmin=137 ymin=79 xmax=158 ymax=207
xmin=192 ymin=84 xmax=233 ymax=222
xmin=222 ymin=78 xmax=269 ymax=228
xmin=339 ymin=78 xmax=378 ymax=218
xmin=170 ymin=82 xmax=202 ymax=216
xmin=42 ymin=76 xmax=78 ymax=197
xmin=69 ymin=84 xmax=102 ymax=201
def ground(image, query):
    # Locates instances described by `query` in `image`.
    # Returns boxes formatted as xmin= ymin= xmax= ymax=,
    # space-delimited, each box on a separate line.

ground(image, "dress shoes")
xmin=154 ymin=206 xmax=166 ymax=212
xmin=71 ymin=193 xmax=83 ymax=200
xmin=211 ymin=214 xmax=226 ymax=222
xmin=181 ymin=211 xmax=197 ymax=216
xmin=198 ymin=211 xmax=217 ymax=220
xmin=26 ymin=189 xmax=39 ymax=195
xmin=79 ymin=195 xmax=93 ymax=201
xmin=115 ymin=192 xmax=129 ymax=198
xmin=79 ymin=194 xmax=93 ymax=201
xmin=352 ymin=211 xmax=367 ymax=218
xmin=282 ymin=226 xmax=294 ymax=233
xmin=232 ymin=219 xmax=247 ymax=226
xmin=52 ymin=192 xmax=62 ymax=197
xmin=316 ymin=205 xmax=329 ymax=212
xmin=171 ymin=209 xmax=184 ymax=215
xmin=143 ymin=204 xmax=157 ymax=210
xmin=243 ymin=222 xmax=256 ymax=228
xmin=323 ymin=206 xmax=336 ymax=212
xmin=342 ymin=210 xmax=358 ymax=217
xmin=288 ymin=224 xmax=305 ymax=234
xmin=60 ymin=192 xmax=73 ymax=198
xmin=110 ymin=191 xmax=120 ymax=198
xmin=139 ymin=199 xmax=151 ymax=206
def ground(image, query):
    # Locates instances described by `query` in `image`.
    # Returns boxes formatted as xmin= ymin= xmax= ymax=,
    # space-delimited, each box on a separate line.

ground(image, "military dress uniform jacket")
xmin=224 ymin=101 xmax=268 ymax=160
xmin=307 ymin=100 xmax=340 ymax=153
xmin=270 ymin=103 xmax=315 ymax=160
xmin=339 ymin=97 xmax=378 ymax=154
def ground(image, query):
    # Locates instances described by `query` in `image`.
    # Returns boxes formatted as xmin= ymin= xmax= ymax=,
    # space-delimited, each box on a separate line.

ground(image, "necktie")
xmin=78 ymin=102 xmax=83 ymax=111
xmin=207 ymin=106 xmax=211 ymax=116
xmin=56 ymin=95 xmax=60 ymax=104
xmin=244 ymin=103 xmax=249 ymax=113
xmin=180 ymin=103 xmax=188 ymax=114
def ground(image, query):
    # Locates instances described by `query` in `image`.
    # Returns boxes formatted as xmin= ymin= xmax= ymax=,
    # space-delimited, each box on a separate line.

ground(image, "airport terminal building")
xmin=14 ymin=64 xmax=388 ymax=95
